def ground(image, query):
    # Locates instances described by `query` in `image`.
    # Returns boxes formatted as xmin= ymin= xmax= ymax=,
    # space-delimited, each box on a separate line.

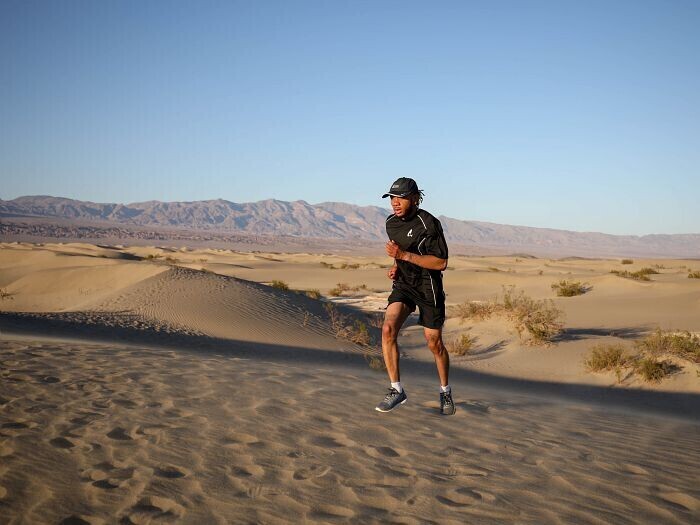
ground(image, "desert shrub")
xmin=688 ymin=271 xmax=700 ymax=279
xmin=145 ymin=253 xmax=162 ymax=260
xmin=488 ymin=267 xmax=501 ymax=272
xmin=452 ymin=300 xmax=497 ymax=322
xmin=621 ymin=259 xmax=634 ymax=265
xmin=502 ymin=286 xmax=564 ymax=344
xmin=452 ymin=287 xmax=563 ymax=345
xmin=364 ymin=353 xmax=386 ymax=371
xmin=0 ymin=288 xmax=13 ymax=300
xmin=320 ymin=261 xmax=334 ymax=268
xmin=366 ymin=312 xmax=384 ymax=329
xmin=653 ymin=264 xmax=666 ymax=270
xmin=610 ymin=269 xmax=654 ymax=281
xmin=446 ymin=333 xmax=475 ymax=356
xmin=584 ymin=344 xmax=633 ymax=382
xmin=350 ymin=320 xmax=371 ymax=346
xmin=636 ymin=329 xmax=700 ymax=363
xmin=305 ymin=289 xmax=322 ymax=300
xmin=329 ymin=283 xmax=368 ymax=296
xmin=551 ymin=280 xmax=589 ymax=297
xmin=198 ymin=258 xmax=208 ymax=263
xmin=164 ymin=256 xmax=179 ymax=264
xmin=324 ymin=303 xmax=374 ymax=347
xmin=637 ymin=267 xmax=659 ymax=276
xmin=634 ymin=356 xmax=673 ymax=383
xmin=270 ymin=280 xmax=289 ymax=290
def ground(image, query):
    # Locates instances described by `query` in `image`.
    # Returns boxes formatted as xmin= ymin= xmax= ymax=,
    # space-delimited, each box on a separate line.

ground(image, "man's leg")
xmin=376 ymin=301 xmax=412 ymax=413
xmin=424 ymin=327 xmax=455 ymax=415
xmin=382 ymin=301 xmax=412 ymax=382
xmin=424 ymin=327 xmax=449 ymax=387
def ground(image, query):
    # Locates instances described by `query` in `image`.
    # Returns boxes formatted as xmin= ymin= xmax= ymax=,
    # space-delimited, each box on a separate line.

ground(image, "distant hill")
xmin=1 ymin=195 xmax=698 ymax=258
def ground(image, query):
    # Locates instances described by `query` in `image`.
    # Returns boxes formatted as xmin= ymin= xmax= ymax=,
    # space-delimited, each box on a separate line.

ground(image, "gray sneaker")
xmin=440 ymin=391 xmax=455 ymax=415
xmin=375 ymin=387 xmax=407 ymax=412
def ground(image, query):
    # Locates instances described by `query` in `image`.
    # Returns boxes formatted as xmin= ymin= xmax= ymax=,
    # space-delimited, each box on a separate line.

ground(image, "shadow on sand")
xmin=1 ymin=311 xmax=699 ymax=423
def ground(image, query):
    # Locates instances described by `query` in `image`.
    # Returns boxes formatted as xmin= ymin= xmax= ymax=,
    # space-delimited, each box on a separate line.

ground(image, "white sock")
xmin=391 ymin=381 xmax=403 ymax=393
xmin=440 ymin=384 xmax=451 ymax=393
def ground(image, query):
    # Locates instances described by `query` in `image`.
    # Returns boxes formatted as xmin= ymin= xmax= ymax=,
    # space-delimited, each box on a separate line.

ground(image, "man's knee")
xmin=425 ymin=334 xmax=445 ymax=355
xmin=382 ymin=322 xmax=399 ymax=342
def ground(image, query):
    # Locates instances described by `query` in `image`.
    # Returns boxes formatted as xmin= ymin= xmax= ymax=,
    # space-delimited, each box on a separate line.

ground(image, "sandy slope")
xmin=1 ymin=337 xmax=699 ymax=524
xmin=1 ymin=242 xmax=700 ymax=392
xmin=1 ymin=242 xmax=700 ymax=523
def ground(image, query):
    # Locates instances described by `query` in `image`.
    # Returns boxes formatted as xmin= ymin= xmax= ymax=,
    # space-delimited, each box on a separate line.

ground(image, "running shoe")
xmin=440 ymin=391 xmax=455 ymax=415
xmin=375 ymin=387 xmax=407 ymax=412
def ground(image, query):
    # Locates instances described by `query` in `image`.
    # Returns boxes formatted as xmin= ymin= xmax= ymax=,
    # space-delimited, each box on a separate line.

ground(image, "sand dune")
xmin=1 ymin=241 xmax=700 ymax=523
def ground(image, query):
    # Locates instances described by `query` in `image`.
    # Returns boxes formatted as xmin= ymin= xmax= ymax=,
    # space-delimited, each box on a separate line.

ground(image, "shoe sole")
xmin=375 ymin=398 xmax=407 ymax=412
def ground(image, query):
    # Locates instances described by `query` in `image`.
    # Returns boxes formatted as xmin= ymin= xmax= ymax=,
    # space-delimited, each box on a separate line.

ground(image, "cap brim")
xmin=382 ymin=192 xmax=409 ymax=198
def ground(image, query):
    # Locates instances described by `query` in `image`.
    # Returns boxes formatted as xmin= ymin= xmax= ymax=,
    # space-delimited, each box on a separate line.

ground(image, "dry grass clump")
xmin=584 ymin=329 xmax=696 ymax=383
xmin=502 ymin=286 xmax=564 ymax=344
xmin=329 ymin=282 xmax=368 ymax=296
xmin=451 ymin=286 xmax=564 ymax=345
xmin=304 ymin=289 xmax=322 ymax=300
xmin=320 ymin=261 xmax=360 ymax=270
xmin=610 ymin=267 xmax=658 ymax=281
xmin=621 ymin=259 xmax=634 ymax=265
xmin=634 ymin=356 xmax=674 ymax=383
xmin=324 ymin=303 xmax=374 ymax=347
xmin=270 ymin=280 xmax=289 ymax=291
xmin=551 ymin=280 xmax=589 ymax=297
xmin=452 ymin=300 xmax=497 ymax=321
xmin=688 ymin=271 xmax=700 ymax=279
xmin=584 ymin=343 xmax=633 ymax=383
xmin=635 ymin=329 xmax=700 ymax=363
xmin=145 ymin=253 xmax=163 ymax=260
xmin=446 ymin=333 xmax=475 ymax=356
xmin=164 ymin=256 xmax=179 ymax=264
xmin=0 ymin=288 xmax=14 ymax=300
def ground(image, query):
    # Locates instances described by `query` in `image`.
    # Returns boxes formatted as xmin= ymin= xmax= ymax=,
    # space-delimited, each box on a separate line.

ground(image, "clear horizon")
xmin=2 ymin=1 xmax=699 ymax=236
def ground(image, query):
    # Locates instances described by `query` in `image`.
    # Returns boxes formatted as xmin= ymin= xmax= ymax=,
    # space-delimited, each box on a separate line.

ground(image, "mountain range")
xmin=1 ymin=195 xmax=698 ymax=258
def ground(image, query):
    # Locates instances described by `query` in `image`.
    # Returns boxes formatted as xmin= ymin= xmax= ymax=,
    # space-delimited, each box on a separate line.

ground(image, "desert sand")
xmin=1 ymin=241 xmax=699 ymax=524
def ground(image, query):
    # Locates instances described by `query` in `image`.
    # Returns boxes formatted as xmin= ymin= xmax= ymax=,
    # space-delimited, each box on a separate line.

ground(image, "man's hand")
xmin=387 ymin=264 xmax=397 ymax=280
xmin=386 ymin=240 xmax=403 ymax=259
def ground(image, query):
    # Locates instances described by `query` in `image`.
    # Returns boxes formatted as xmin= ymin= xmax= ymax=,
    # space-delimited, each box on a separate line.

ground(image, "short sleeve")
xmin=423 ymin=220 xmax=448 ymax=259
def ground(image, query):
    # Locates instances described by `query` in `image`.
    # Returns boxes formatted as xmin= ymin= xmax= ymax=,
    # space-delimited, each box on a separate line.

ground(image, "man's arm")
xmin=386 ymin=241 xmax=447 ymax=271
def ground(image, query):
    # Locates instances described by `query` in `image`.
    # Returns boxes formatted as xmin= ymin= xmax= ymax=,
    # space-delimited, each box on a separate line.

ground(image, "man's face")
xmin=390 ymin=194 xmax=417 ymax=218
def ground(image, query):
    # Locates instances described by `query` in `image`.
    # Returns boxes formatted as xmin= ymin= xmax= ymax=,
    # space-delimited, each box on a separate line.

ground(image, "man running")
xmin=376 ymin=177 xmax=455 ymax=415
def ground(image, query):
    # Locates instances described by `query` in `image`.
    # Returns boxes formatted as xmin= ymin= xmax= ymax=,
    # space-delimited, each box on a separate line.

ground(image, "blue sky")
xmin=1 ymin=0 xmax=699 ymax=235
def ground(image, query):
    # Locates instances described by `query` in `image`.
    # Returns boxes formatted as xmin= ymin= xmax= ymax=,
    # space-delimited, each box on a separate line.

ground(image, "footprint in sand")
xmin=106 ymin=427 xmax=138 ymax=441
xmin=58 ymin=516 xmax=95 ymax=525
xmin=50 ymin=437 xmax=76 ymax=449
xmin=82 ymin=462 xmax=135 ymax=490
xmin=155 ymin=465 xmax=189 ymax=479
xmin=365 ymin=445 xmax=405 ymax=459
xmin=436 ymin=487 xmax=494 ymax=507
xmin=223 ymin=431 xmax=259 ymax=446
xmin=124 ymin=496 xmax=185 ymax=522
xmin=293 ymin=465 xmax=332 ymax=481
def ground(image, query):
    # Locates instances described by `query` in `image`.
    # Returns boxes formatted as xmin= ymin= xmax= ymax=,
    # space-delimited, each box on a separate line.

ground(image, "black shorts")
xmin=388 ymin=287 xmax=445 ymax=329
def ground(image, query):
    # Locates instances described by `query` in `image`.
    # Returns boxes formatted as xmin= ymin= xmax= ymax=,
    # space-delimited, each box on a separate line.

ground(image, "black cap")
xmin=382 ymin=177 xmax=420 ymax=198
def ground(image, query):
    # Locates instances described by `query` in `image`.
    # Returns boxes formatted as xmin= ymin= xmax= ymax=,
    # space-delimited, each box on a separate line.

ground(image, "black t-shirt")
xmin=386 ymin=208 xmax=448 ymax=306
